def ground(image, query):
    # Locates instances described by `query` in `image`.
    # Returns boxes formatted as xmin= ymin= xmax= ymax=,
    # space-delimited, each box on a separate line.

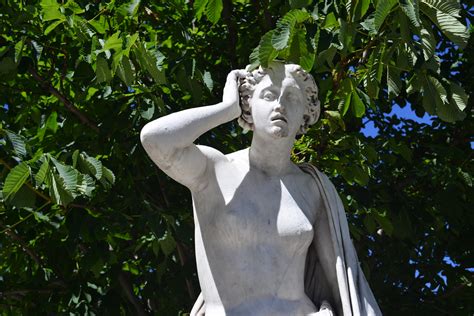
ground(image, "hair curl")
xmin=238 ymin=63 xmax=320 ymax=135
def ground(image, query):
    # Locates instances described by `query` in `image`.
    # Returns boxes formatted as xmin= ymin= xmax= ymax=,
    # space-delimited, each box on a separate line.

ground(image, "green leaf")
xmin=116 ymin=56 xmax=135 ymax=86
xmin=50 ymin=157 xmax=79 ymax=193
xmin=133 ymin=41 xmax=166 ymax=84
xmin=289 ymin=0 xmax=312 ymax=9
xmin=9 ymin=185 xmax=36 ymax=209
xmin=113 ymin=232 xmax=133 ymax=241
xmin=100 ymin=166 xmax=115 ymax=189
xmin=420 ymin=4 xmax=468 ymax=48
xmin=387 ymin=66 xmax=401 ymax=97
xmin=374 ymin=0 xmax=397 ymax=31
xmin=6 ymin=130 xmax=27 ymax=158
xmin=440 ymin=98 xmax=466 ymax=122
xmin=363 ymin=145 xmax=378 ymax=163
xmin=351 ymin=90 xmax=365 ymax=117
xmin=248 ymin=46 xmax=260 ymax=70
xmin=64 ymin=0 xmax=84 ymax=14
xmin=85 ymin=157 xmax=103 ymax=180
xmin=14 ymin=38 xmax=26 ymax=64
xmin=351 ymin=0 xmax=371 ymax=22
xmin=363 ymin=214 xmax=377 ymax=233
xmin=103 ymin=31 xmax=123 ymax=52
xmin=322 ymin=12 xmax=339 ymax=29
xmin=194 ymin=0 xmax=208 ymax=20
xmin=399 ymin=0 xmax=421 ymax=27
xmin=159 ymin=232 xmax=176 ymax=256
xmin=35 ymin=158 xmax=50 ymax=186
xmin=0 ymin=57 xmax=18 ymax=82
xmin=420 ymin=0 xmax=460 ymax=17
xmin=374 ymin=212 xmax=394 ymax=236
xmin=124 ymin=33 xmax=139 ymax=57
xmin=258 ymin=31 xmax=278 ymax=68
xmin=118 ymin=0 xmax=141 ymax=17
xmin=140 ymin=102 xmax=155 ymax=120
xmin=421 ymin=74 xmax=445 ymax=114
xmin=338 ymin=20 xmax=356 ymax=53
xmin=31 ymin=40 xmax=44 ymax=61
xmin=421 ymin=74 xmax=464 ymax=121
xmin=272 ymin=9 xmax=311 ymax=50
xmin=46 ymin=172 xmax=74 ymax=206
xmin=288 ymin=26 xmax=314 ymax=71
xmin=365 ymin=47 xmax=384 ymax=99
xmin=76 ymin=174 xmax=95 ymax=197
xmin=450 ymin=82 xmax=467 ymax=112
xmin=88 ymin=19 xmax=106 ymax=34
xmin=3 ymin=163 xmax=31 ymax=201
xmin=360 ymin=16 xmax=376 ymax=34
xmin=325 ymin=110 xmax=346 ymax=131
xmin=421 ymin=80 xmax=436 ymax=114
xmin=96 ymin=56 xmax=112 ymax=83
xmin=47 ymin=156 xmax=97 ymax=204
xmin=76 ymin=152 xmax=103 ymax=180
xmin=203 ymin=71 xmax=213 ymax=92
xmin=45 ymin=111 xmax=58 ymax=134
xmin=40 ymin=0 xmax=65 ymax=22
xmin=345 ymin=0 xmax=354 ymax=15
xmin=205 ymin=0 xmax=223 ymax=24
xmin=458 ymin=169 xmax=472 ymax=187
xmin=342 ymin=92 xmax=351 ymax=116
xmin=74 ymin=16 xmax=95 ymax=41
xmin=353 ymin=165 xmax=369 ymax=186
xmin=420 ymin=27 xmax=436 ymax=60
xmin=111 ymin=50 xmax=124 ymax=73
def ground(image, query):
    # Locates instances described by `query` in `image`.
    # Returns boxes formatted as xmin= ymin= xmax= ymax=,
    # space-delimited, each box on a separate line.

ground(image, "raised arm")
xmin=140 ymin=70 xmax=246 ymax=191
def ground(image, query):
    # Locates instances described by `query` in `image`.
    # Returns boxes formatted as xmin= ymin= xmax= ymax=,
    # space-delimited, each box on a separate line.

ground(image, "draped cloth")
xmin=300 ymin=164 xmax=382 ymax=316
xmin=190 ymin=164 xmax=382 ymax=316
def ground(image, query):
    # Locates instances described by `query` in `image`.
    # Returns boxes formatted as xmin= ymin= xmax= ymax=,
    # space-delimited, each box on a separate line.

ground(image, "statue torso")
xmin=191 ymin=149 xmax=321 ymax=315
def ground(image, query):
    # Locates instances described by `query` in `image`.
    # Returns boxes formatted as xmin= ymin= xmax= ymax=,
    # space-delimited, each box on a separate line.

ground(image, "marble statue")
xmin=140 ymin=62 xmax=382 ymax=316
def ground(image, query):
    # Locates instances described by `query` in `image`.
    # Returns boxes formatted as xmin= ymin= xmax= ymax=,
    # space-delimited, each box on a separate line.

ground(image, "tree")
xmin=0 ymin=0 xmax=472 ymax=314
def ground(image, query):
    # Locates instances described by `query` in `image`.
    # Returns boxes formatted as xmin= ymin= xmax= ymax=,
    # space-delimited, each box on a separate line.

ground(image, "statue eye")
xmin=263 ymin=91 xmax=277 ymax=101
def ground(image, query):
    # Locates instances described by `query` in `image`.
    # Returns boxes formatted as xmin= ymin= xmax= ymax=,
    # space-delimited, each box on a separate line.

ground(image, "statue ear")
xmin=238 ymin=94 xmax=254 ymax=131
xmin=241 ymin=107 xmax=253 ymax=125
xmin=298 ymin=104 xmax=320 ymax=135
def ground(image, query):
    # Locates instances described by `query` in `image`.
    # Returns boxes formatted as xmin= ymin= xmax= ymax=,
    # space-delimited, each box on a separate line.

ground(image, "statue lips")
xmin=270 ymin=113 xmax=287 ymax=124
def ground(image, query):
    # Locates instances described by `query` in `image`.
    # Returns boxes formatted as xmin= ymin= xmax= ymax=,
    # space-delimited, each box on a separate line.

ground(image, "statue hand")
xmin=307 ymin=301 xmax=334 ymax=316
xmin=222 ymin=69 xmax=247 ymax=119
xmin=317 ymin=300 xmax=334 ymax=316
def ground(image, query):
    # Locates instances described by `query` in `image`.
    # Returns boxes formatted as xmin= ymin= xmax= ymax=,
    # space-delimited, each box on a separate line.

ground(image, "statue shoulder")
xmin=298 ymin=163 xmax=335 ymax=192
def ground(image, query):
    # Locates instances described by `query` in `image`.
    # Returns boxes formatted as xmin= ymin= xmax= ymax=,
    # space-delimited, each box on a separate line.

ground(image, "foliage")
xmin=0 ymin=0 xmax=472 ymax=314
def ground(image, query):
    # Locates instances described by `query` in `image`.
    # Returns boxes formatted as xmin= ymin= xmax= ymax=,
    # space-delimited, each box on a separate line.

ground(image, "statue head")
xmin=238 ymin=62 xmax=320 ymax=136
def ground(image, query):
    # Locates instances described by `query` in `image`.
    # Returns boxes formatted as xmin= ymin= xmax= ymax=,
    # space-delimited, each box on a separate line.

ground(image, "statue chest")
xmin=202 ymin=174 xmax=315 ymax=255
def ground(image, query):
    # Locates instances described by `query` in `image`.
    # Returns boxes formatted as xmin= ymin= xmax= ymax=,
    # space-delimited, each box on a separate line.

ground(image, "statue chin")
xmin=269 ymin=126 xmax=289 ymax=138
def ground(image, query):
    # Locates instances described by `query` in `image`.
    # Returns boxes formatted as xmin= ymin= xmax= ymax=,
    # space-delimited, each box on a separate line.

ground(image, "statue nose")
xmin=274 ymin=99 xmax=286 ymax=113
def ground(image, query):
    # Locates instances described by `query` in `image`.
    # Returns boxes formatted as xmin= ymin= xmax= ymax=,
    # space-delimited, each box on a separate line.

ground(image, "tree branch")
xmin=176 ymin=241 xmax=196 ymax=300
xmin=222 ymin=0 xmax=238 ymax=68
xmin=0 ymin=221 xmax=43 ymax=267
xmin=118 ymin=272 xmax=147 ymax=316
xmin=28 ymin=67 xmax=99 ymax=133
xmin=0 ymin=283 xmax=67 ymax=299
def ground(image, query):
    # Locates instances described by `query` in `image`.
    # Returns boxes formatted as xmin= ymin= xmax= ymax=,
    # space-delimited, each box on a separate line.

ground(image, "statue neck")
xmin=249 ymin=134 xmax=295 ymax=176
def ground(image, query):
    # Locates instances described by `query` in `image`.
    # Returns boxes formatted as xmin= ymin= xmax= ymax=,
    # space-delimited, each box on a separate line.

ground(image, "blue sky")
xmin=361 ymin=103 xmax=434 ymax=138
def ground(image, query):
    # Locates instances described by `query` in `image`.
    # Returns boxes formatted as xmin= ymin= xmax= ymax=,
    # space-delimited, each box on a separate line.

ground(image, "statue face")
xmin=249 ymin=73 xmax=305 ymax=139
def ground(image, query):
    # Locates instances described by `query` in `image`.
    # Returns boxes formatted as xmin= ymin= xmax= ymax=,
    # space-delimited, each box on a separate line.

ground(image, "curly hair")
xmin=238 ymin=63 xmax=321 ymax=135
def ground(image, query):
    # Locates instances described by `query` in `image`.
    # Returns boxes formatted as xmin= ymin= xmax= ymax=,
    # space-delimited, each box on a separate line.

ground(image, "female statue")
xmin=140 ymin=63 xmax=381 ymax=316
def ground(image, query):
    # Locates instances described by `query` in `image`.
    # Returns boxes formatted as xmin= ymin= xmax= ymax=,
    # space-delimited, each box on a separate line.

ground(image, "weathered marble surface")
xmin=141 ymin=63 xmax=381 ymax=316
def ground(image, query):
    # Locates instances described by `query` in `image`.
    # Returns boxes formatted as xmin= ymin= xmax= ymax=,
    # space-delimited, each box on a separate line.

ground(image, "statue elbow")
xmin=140 ymin=121 xmax=169 ymax=151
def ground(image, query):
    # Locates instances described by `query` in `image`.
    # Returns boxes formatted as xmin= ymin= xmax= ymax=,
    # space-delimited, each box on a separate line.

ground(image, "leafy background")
xmin=0 ymin=0 xmax=472 ymax=314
